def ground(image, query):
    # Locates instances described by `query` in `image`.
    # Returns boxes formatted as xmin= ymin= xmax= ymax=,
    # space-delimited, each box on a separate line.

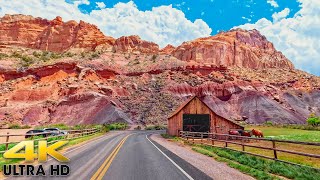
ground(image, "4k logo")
xmin=3 ymin=141 xmax=69 ymax=162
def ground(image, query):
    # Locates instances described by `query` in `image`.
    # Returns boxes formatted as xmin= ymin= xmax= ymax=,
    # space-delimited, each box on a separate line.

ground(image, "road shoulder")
xmin=150 ymin=134 xmax=255 ymax=180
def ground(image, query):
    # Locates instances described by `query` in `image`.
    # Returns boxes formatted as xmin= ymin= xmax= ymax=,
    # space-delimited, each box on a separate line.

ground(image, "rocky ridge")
xmin=0 ymin=14 xmax=319 ymax=127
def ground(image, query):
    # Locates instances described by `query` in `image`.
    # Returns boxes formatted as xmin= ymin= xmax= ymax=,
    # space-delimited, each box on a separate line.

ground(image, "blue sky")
xmin=77 ymin=0 xmax=301 ymax=35
xmin=0 ymin=0 xmax=319 ymax=75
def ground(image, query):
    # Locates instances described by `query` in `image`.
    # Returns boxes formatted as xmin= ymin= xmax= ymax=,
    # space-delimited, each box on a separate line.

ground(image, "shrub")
xmin=161 ymin=134 xmax=176 ymax=139
xmin=20 ymin=55 xmax=35 ymax=67
xmin=0 ymin=53 xmax=8 ymax=60
xmin=8 ymin=124 xmax=31 ymax=129
xmin=11 ymin=51 xmax=22 ymax=58
xmin=35 ymin=123 xmax=70 ymax=130
xmin=264 ymin=121 xmax=273 ymax=126
xmin=145 ymin=125 xmax=166 ymax=130
xmin=103 ymin=123 xmax=128 ymax=131
xmin=151 ymin=54 xmax=158 ymax=62
xmin=90 ymin=52 xmax=100 ymax=59
xmin=32 ymin=51 xmax=41 ymax=58
xmin=306 ymin=113 xmax=320 ymax=126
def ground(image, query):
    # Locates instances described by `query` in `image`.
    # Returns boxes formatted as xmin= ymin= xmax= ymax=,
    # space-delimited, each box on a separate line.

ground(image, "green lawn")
xmin=246 ymin=126 xmax=320 ymax=142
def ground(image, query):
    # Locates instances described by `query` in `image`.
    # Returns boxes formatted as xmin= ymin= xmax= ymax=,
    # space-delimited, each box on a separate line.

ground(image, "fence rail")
xmin=179 ymin=131 xmax=320 ymax=169
xmin=0 ymin=128 xmax=99 ymax=154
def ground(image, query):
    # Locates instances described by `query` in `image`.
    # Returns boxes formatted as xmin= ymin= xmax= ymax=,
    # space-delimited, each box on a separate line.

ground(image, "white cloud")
xmin=236 ymin=0 xmax=320 ymax=76
xmin=272 ymin=8 xmax=290 ymax=22
xmin=267 ymin=0 xmax=279 ymax=8
xmin=0 ymin=0 xmax=211 ymax=48
xmin=242 ymin=16 xmax=252 ymax=22
xmin=96 ymin=2 xmax=106 ymax=9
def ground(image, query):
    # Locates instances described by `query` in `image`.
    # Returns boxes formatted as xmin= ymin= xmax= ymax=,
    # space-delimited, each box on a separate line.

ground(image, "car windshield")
xmin=44 ymin=128 xmax=58 ymax=131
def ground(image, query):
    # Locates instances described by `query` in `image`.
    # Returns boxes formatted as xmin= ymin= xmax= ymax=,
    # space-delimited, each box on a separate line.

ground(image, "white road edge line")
xmin=146 ymin=134 xmax=194 ymax=180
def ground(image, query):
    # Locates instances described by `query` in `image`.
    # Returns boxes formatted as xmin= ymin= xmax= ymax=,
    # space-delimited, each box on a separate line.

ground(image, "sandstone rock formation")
xmin=160 ymin=44 xmax=175 ymax=54
xmin=172 ymin=29 xmax=294 ymax=69
xmin=0 ymin=14 xmax=319 ymax=127
xmin=0 ymin=14 xmax=115 ymax=52
xmin=113 ymin=35 xmax=159 ymax=54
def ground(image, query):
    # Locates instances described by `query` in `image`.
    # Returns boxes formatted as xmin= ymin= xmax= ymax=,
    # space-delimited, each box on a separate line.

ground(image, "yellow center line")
xmin=90 ymin=134 xmax=131 ymax=180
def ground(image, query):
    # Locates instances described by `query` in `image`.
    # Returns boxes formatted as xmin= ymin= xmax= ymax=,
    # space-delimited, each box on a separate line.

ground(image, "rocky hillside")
xmin=0 ymin=14 xmax=319 ymax=127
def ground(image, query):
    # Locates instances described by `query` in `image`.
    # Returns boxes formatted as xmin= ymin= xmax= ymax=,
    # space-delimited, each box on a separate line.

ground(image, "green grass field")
xmin=246 ymin=126 xmax=320 ymax=142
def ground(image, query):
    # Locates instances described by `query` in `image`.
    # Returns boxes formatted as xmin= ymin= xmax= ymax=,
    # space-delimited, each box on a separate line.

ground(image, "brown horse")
xmin=229 ymin=130 xmax=240 ymax=140
xmin=241 ymin=131 xmax=252 ymax=137
xmin=252 ymin=129 xmax=264 ymax=138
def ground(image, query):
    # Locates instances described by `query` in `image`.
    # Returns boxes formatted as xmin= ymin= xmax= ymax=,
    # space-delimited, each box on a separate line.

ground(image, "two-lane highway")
xmin=7 ymin=131 xmax=211 ymax=180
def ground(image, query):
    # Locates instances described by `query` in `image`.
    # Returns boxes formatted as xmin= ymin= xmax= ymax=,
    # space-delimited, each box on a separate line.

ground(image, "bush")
xmin=0 ymin=53 xmax=8 ymax=60
xmin=11 ymin=51 xmax=22 ymax=58
xmin=145 ymin=125 xmax=166 ymax=130
xmin=264 ymin=121 xmax=273 ymax=126
xmin=35 ymin=123 xmax=70 ymax=130
xmin=8 ymin=124 xmax=31 ymax=129
xmin=20 ymin=55 xmax=35 ymax=67
xmin=103 ymin=123 xmax=128 ymax=131
xmin=151 ymin=54 xmax=158 ymax=62
xmin=306 ymin=113 xmax=320 ymax=126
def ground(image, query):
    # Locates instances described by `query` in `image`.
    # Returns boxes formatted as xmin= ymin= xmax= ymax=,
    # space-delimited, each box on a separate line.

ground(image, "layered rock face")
xmin=0 ymin=14 xmax=50 ymax=47
xmin=113 ymin=35 xmax=159 ymax=54
xmin=0 ymin=15 xmax=115 ymax=52
xmin=172 ymin=29 xmax=294 ymax=69
xmin=167 ymin=81 xmax=320 ymax=124
xmin=160 ymin=44 xmax=175 ymax=54
xmin=1 ymin=14 xmax=319 ymax=127
xmin=33 ymin=17 xmax=115 ymax=52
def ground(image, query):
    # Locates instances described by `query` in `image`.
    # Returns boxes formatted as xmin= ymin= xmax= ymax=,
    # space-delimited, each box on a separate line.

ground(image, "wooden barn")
xmin=167 ymin=96 xmax=244 ymax=136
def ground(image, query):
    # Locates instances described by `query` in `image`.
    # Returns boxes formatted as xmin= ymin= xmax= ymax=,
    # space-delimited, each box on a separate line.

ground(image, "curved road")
xmin=7 ymin=131 xmax=211 ymax=180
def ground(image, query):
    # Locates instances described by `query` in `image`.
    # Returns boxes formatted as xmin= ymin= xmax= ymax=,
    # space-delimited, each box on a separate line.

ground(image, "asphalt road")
xmin=5 ymin=131 xmax=211 ymax=180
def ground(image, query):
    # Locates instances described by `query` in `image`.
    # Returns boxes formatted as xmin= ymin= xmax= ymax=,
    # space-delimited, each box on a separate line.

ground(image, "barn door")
xmin=183 ymin=114 xmax=210 ymax=132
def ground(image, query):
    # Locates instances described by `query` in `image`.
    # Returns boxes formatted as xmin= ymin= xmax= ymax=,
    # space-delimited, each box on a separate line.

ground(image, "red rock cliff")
xmin=0 ymin=14 xmax=115 ymax=52
xmin=113 ymin=35 xmax=159 ymax=54
xmin=172 ymin=29 xmax=294 ymax=69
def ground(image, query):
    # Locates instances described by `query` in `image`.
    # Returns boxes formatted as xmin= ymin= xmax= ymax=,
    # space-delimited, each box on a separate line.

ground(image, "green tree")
xmin=306 ymin=113 xmax=320 ymax=126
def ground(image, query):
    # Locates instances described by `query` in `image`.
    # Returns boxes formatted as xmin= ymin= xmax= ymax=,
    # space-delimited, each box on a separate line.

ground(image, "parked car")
xmin=43 ymin=128 xmax=61 ymax=136
xmin=25 ymin=130 xmax=48 ymax=139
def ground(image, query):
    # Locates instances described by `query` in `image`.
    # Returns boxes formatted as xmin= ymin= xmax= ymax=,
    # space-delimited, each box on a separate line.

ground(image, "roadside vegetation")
xmin=7 ymin=123 xmax=31 ymax=129
xmin=193 ymin=144 xmax=320 ymax=180
xmin=145 ymin=125 xmax=166 ymax=130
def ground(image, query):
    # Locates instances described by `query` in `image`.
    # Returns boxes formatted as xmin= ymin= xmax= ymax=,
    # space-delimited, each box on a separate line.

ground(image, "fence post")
xmin=201 ymin=133 xmax=203 ymax=144
xmin=241 ymin=137 xmax=245 ymax=151
xmin=5 ymin=132 xmax=9 ymax=151
xmin=272 ymin=140 xmax=277 ymax=159
xmin=211 ymin=134 xmax=214 ymax=146
xmin=186 ymin=132 xmax=189 ymax=141
xmin=225 ymin=134 xmax=228 ymax=147
xmin=192 ymin=133 xmax=195 ymax=144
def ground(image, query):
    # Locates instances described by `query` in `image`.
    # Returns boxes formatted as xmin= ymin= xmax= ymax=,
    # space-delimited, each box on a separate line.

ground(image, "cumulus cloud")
xmin=0 ymin=0 xmax=212 ymax=48
xmin=267 ymin=0 xmax=279 ymax=8
xmin=236 ymin=0 xmax=320 ymax=76
xmin=96 ymin=2 xmax=106 ymax=9
xmin=272 ymin=8 xmax=290 ymax=22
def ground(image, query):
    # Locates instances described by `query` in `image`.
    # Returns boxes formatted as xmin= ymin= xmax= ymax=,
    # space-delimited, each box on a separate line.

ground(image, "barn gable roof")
xmin=168 ymin=96 xmax=244 ymax=128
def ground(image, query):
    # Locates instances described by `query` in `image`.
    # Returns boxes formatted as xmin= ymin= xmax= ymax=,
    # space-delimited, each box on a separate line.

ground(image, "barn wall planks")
xmin=168 ymin=97 xmax=243 ymax=136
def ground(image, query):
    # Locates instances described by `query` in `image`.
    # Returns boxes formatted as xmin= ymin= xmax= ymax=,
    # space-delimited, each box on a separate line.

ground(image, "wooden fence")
xmin=0 ymin=128 xmax=99 ymax=155
xmin=179 ymin=131 xmax=320 ymax=169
